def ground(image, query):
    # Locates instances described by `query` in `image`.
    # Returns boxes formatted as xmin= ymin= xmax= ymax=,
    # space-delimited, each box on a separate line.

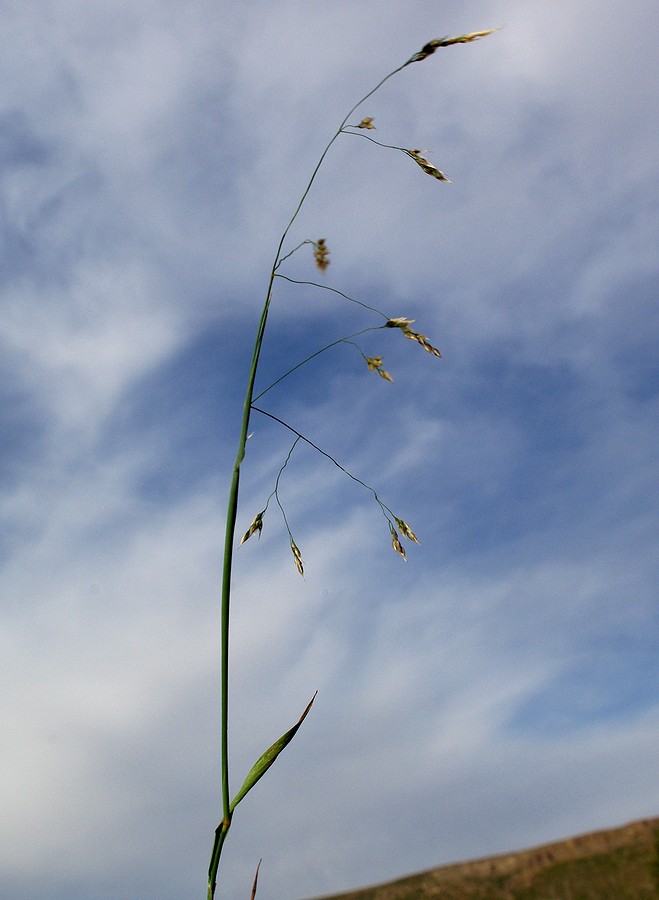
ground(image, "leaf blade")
xmin=229 ymin=693 xmax=317 ymax=812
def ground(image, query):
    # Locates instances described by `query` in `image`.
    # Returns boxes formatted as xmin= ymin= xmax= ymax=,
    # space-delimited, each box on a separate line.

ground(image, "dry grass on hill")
xmin=311 ymin=816 xmax=659 ymax=900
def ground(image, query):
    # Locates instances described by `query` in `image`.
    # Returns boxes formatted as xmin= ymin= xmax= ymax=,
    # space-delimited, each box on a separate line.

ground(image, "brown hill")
xmin=312 ymin=816 xmax=659 ymax=899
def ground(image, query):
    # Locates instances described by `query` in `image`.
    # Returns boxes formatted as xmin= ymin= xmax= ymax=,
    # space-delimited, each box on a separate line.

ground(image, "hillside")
xmin=312 ymin=816 xmax=659 ymax=899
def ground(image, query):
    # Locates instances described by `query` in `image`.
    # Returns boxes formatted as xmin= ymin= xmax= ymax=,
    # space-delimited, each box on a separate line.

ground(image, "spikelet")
xmin=405 ymin=149 xmax=451 ymax=183
xmin=313 ymin=238 xmax=330 ymax=271
xmin=290 ymin=538 xmax=304 ymax=577
xmin=365 ymin=356 xmax=393 ymax=382
xmin=408 ymin=29 xmax=499 ymax=64
xmin=395 ymin=517 xmax=420 ymax=544
xmin=385 ymin=317 xmax=416 ymax=329
xmin=390 ymin=524 xmax=407 ymax=561
xmin=385 ymin=317 xmax=442 ymax=357
xmin=402 ymin=326 xmax=442 ymax=357
xmin=240 ymin=511 xmax=265 ymax=545
xmin=356 ymin=117 xmax=376 ymax=130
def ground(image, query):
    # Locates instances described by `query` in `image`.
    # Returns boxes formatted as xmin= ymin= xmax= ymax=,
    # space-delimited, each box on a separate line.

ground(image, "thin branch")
xmin=252 ymin=325 xmax=384 ymax=401
xmin=250 ymin=405 xmax=395 ymax=525
xmin=275 ymin=240 xmax=314 ymax=269
xmin=274 ymin=274 xmax=389 ymax=318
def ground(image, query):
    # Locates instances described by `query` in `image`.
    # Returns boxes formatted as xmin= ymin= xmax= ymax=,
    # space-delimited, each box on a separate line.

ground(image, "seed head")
xmin=313 ymin=238 xmax=330 ymax=272
xmin=365 ymin=355 xmax=393 ymax=382
xmin=386 ymin=317 xmax=441 ymax=356
xmin=402 ymin=326 xmax=442 ymax=357
xmin=240 ymin=510 xmax=265 ymax=545
xmin=290 ymin=538 xmax=304 ymax=577
xmin=405 ymin=149 xmax=451 ymax=183
xmin=395 ymin=517 xmax=420 ymax=544
xmin=390 ymin=525 xmax=407 ymax=561
xmin=408 ymin=29 xmax=499 ymax=64
xmin=385 ymin=317 xmax=416 ymax=329
xmin=356 ymin=117 xmax=376 ymax=130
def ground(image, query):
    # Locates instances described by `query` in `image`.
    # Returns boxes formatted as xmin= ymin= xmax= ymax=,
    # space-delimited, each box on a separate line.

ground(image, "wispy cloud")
xmin=1 ymin=2 xmax=658 ymax=899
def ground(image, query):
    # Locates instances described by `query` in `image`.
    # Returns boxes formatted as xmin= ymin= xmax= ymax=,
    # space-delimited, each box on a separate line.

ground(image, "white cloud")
xmin=1 ymin=2 xmax=658 ymax=898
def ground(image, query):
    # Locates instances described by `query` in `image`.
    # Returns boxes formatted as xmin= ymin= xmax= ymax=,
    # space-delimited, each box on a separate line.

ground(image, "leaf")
xmin=230 ymin=693 xmax=317 ymax=812
xmin=250 ymin=860 xmax=262 ymax=900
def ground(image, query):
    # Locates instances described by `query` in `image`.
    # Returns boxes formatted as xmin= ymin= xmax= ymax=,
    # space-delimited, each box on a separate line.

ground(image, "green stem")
xmin=208 ymin=279 xmax=275 ymax=899
xmin=208 ymin=51 xmax=415 ymax=900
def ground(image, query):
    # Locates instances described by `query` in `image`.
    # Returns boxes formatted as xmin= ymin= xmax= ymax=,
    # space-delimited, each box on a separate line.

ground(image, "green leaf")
xmin=229 ymin=693 xmax=317 ymax=812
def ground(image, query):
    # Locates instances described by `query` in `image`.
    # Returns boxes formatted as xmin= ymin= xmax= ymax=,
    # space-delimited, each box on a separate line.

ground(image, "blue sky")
xmin=1 ymin=2 xmax=658 ymax=898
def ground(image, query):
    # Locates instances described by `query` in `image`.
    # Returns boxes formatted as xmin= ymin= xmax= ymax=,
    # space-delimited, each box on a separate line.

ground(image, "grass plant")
xmin=206 ymin=29 xmax=498 ymax=899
